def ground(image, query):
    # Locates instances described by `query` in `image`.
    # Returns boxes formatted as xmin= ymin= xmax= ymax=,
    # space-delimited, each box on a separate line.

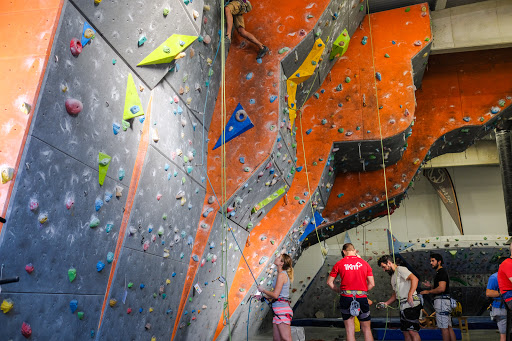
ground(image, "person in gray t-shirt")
xmin=378 ymin=255 xmax=422 ymax=341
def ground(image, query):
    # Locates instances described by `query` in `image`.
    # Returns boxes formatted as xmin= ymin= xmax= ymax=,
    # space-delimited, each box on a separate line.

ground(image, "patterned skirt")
xmin=272 ymin=305 xmax=293 ymax=325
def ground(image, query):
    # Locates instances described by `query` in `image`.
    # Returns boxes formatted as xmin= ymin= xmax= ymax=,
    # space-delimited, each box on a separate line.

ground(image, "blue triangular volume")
xmin=81 ymin=22 xmax=96 ymax=47
xmin=387 ymin=230 xmax=414 ymax=254
xmin=344 ymin=232 xmax=352 ymax=245
xmin=299 ymin=211 xmax=324 ymax=242
xmin=213 ymin=103 xmax=254 ymax=150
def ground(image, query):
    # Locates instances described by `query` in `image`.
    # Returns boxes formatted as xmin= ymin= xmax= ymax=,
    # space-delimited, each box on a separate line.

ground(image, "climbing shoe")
xmin=256 ymin=45 xmax=269 ymax=59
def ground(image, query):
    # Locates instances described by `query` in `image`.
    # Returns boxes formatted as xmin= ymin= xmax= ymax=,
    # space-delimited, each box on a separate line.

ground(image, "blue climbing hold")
xmin=375 ymin=72 xmax=382 ymax=81
xmin=95 ymin=198 xmax=104 ymax=212
xmin=246 ymin=72 xmax=253 ymax=80
xmin=172 ymin=272 xmax=176 ymax=277
xmin=113 ymin=123 xmax=120 ymax=135
xmin=104 ymin=191 xmax=113 ymax=202
xmin=296 ymin=166 xmax=303 ymax=172
xmin=139 ymin=116 xmax=145 ymax=124
xmin=192 ymin=255 xmax=199 ymax=262
xmin=70 ymin=299 xmax=78 ymax=313
xmin=107 ymin=252 xmax=114 ymax=263
xmin=270 ymin=95 xmax=277 ymax=103
xmin=130 ymin=105 xmax=140 ymax=114
xmin=213 ymin=103 xmax=254 ymax=150
xmin=140 ymin=283 xmax=145 ymax=289
xmin=306 ymin=129 xmax=312 ymax=135
xmin=256 ymin=58 xmax=262 ymax=64
xmin=164 ymin=163 xmax=170 ymax=171
xmin=239 ymin=157 xmax=245 ymax=164
xmin=250 ymin=99 xmax=255 ymax=104
xmin=81 ymin=21 xmax=96 ymax=47
xmin=96 ymin=261 xmax=105 ymax=272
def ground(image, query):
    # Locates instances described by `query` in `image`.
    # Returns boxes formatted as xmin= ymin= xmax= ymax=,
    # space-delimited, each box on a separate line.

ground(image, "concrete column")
xmin=496 ymin=125 xmax=512 ymax=235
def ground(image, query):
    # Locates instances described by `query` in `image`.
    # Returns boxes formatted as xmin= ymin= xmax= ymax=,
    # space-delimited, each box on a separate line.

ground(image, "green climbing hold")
xmin=294 ymin=196 xmax=300 ymax=200
xmin=384 ymin=53 xmax=390 ymax=58
xmin=189 ymin=298 xmax=193 ymax=302
xmin=337 ymin=193 xmax=344 ymax=198
xmin=278 ymin=47 xmax=290 ymax=55
xmin=163 ymin=46 xmax=170 ymax=53
xmin=345 ymin=77 xmax=351 ymax=83
xmin=90 ymin=217 xmax=100 ymax=228
xmin=77 ymin=312 xmax=84 ymax=320
xmin=338 ymin=128 xmax=344 ymax=133
xmin=122 ymin=120 xmax=130 ymax=131
xmin=247 ymin=222 xmax=254 ymax=229
xmin=313 ymin=161 xmax=317 ymax=166
xmin=68 ymin=268 xmax=77 ymax=282
xmin=128 ymin=282 xmax=133 ymax=288
xmin=163 ymin=8 xmax=170 ymax=16
xmin=162 ymin=214 xmax=167 ymax=220
xmin=405 ymin=7 xmax=411 ymax=12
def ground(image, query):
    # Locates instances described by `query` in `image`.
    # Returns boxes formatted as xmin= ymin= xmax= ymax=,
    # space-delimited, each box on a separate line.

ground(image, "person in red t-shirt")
xmin=327 ymin=243 xmax=375 ymax=341
xmin=498 ymin=243 xmax=512 ymax=305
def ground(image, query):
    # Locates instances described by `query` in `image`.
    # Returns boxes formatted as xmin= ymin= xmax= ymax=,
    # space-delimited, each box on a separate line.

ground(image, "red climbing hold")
xmin=65 ymin=98 xmax=83 ymax=116
xmin=21 ymin=322 xmax=32 ymax=338
xmin=127 ymin=308 xmax=132 ymax=314
xmin=25 ymin=263 xmax=34 ymax=274
xmin=70 ymin=38 xmax=82 ymax=57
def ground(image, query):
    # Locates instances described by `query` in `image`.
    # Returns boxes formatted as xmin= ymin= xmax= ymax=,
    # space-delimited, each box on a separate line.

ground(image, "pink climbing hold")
xmin=25 ymin=263 xmax=34 ymax=274
xmin=65 ymin=98 xmax=83 ymax=116
xmin=21 ymin=322 xmax=32 ymax=338
xmin=156 ymin=194 xmax=162 ymax=201
xmin=70 ymin=38 xmax=82 ymax=57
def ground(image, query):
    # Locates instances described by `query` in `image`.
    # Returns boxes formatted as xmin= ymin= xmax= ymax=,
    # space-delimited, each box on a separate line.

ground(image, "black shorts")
xmin=339 ymin=296 xmax=371 ymax=322
xmin=400 ymin=304 xmax=422 ymax=332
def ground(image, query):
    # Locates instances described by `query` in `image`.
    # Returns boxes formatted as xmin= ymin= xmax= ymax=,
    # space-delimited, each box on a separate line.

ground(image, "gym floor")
xmin=249 ymin=327 xmax=501 ymax=340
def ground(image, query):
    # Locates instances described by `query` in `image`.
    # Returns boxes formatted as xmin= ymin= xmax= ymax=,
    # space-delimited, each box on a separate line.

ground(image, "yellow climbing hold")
xmin=109 ymin=299 xmax=117 ymax=307
xmin=151 ymin=337 xmax=156 ymax=341
xmin=138 ymin=34 xmax=198 ymax=66
xmin=98 ymin=152 xmax=111 ymax=186
xmin=166 ymin=279 xmax=171 ymax=285
xmin=149 ymin=307 xmax=154 ymax=312
xmin=287 ymin=38 xmax=325 ymax=128
xmin=123 ymin=73 xmax=145 ymax=121
xmin=1 ymin=299 xmax=14 ymax=313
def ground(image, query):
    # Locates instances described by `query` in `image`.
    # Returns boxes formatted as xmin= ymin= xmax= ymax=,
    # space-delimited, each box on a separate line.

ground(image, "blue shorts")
xmin=339 ymin=296 xmax=371 ymax=321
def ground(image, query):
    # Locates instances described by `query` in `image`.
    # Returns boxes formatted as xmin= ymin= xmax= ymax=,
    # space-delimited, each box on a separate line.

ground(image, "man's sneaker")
xmin=256 ymin=45 xmax=269 ymax=59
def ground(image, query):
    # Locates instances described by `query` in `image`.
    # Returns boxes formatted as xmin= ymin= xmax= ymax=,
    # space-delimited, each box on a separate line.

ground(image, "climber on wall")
xmin=257 ymin=253 xmax=294 ymax=341
xmin=378 ymin=255 xmax=422 ymax=341
xmin=224 ymin=0 xmax=269 ymax=60
xmin=327 ymin=243 xmax=375 ymax=341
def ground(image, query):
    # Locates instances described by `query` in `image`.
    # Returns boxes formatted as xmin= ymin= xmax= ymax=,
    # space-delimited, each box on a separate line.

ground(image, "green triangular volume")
xmin=137 ymin=34 xmax=197 ymax=66
xmin=123 ymin=74 xmax=145 ymax=121
xmin=98 ymin=152 xmax=111 ymax=186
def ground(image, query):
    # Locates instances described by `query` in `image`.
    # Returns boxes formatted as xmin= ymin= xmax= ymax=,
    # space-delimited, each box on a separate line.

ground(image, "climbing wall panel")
xmin=173 ymin=213 xmax=249 ymax=340
xmin=70 ymin=0 xmax=199 ymax=88
xmin=30 ymin=2 xmax=150 ymax=186
xmin=0 ymin=137 xmax=127 ymax=294
xmin=0 ymin=293 xmax=103 ymax=340
xmin=98 ymin=248 xmax=188 ymax=340
xmin=121 ymin=146 xmax=205 ymax=262
xmin=151 ymin=81 xmax=207 ymax=186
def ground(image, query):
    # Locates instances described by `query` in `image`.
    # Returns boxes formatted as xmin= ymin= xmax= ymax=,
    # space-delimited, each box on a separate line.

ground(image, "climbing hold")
xmin=163 ymin=7 xmax=170 ymax=16
xmin=95 ymin=198 xmax=103 ymax=212
xmin=90 ymin=216 xmax=100 ymax=228
xmin=1 ymin=299 xmax=14 ymax=314
xmin=29 ymin=199 xmax=39 ymax=211
xmin=97 ymin=152 xmax=111 ymax=186
xmin=384 ymin=53 xmax=390 ymax=58
xmin=361 ymin=36 xmax=368 ymax=45
xmin=345 ymin=77 xmax=351 ymax=83
xmin=81 ymin=22 xmax=95 ymax=47
xmin=259 ymin=256 xmax=269 ymax=265
xmin=306 ymin=129 xmax=312 ymax=135
xmin=235 ymin=109 xmax=248 ymax=122
xmin=491 ymin=107 xmax=500 ymax=114
xmin=21 ymin=322 xmax=32 ymax=338
xmin=25 ymin=263 xmax=34 ymax=274
xmin=107 ymin=252 xmax=114 ymax=263
xmin=335 ymin=84 xmax=343 ymax=91
xmin=375 ymin=72 xmax=382 ymax=81
xmin=109 ymin=299 xmax=117 ymax=307
xmin=414 ymin=40 xmax=421 ymax=46
xmin=246 ymin=72 xmax=253 ymax=80
xmin=203 ymin=208 xmax=213 ymax=217
xmin=70 ymin=299 xmax=78 ymax=313
xmin=96 ymin=261 xmax=105 ymax=272
xmin=138 ymin=35 xmax=147 ymax=47
xmin=68 ymin=268 xmax=77 ymax=282
xmin=270 ymin=95 xmax=278 ymax=103
xmin=70 ymin=38 xmax=82 ymax=57
xmin=65 ymin=98 xmax=83 ymax=115
xmin=38 ymin=212 xmax=48 ymax=224
xmin=405 ymin=7 xmax=411 ymax=12
xmin=321 ymin=119 xmax=327 ymax=125
xmin=213 ymin=103 xmax=254 ymax=150
xmin=77 ymin=311 xmax=84 ymax=320
xmin=278 ymin=47 xmax=290 ymax=54
xmin=463 ymin=117 xmax=470 ymax=122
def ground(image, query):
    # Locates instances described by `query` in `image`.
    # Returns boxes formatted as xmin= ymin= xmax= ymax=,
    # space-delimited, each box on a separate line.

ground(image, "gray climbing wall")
xmin=0 ymin=0 xmax=225 ymax=339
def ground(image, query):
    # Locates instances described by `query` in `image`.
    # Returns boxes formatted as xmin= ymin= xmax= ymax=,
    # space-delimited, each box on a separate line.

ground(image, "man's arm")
xmin=420 ymin=281 xmax=446 ymax=295
xmin=407 ymin=273 xmax=419 ymax=298
xmin=383 ymin=292 xmax=397 ymax=306
xmin=367 ymin=275 xmax=375 ymax=291
xmin=327 ymin=275 xmax=340 ymax=293
xmin=487 ymin=289 xmax=500 ymax=298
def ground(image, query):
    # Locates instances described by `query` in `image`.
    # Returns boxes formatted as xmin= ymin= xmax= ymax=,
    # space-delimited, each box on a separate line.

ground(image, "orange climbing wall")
xmin=323 ymin=47 xmax=512 ymax=226
xmin=0 ymin=0 xmax=64 ymax=230
xmin=172 ymin=1 xmax=334 ymax=338
xmin=214 ymin=4 xmax=433 ymax=338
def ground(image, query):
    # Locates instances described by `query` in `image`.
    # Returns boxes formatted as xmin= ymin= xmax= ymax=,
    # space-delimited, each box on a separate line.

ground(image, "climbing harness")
xmin=340 ymin=293 xmax=371 ymax=319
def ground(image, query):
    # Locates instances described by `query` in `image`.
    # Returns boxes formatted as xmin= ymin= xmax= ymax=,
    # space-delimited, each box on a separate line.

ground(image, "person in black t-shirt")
xmin=420 ymin=253 xmax=456 ymax=341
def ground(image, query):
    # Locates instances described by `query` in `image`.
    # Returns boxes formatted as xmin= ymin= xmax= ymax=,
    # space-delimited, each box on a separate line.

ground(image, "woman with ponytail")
xmin=258 ymin=253 xmax=294 ymax=341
